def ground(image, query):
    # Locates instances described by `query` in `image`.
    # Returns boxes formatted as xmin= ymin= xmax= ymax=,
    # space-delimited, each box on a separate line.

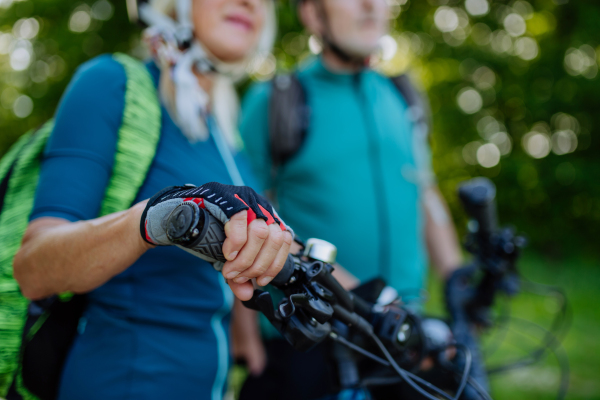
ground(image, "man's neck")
xmin=321 ymin=48 xmax=366 ymax=73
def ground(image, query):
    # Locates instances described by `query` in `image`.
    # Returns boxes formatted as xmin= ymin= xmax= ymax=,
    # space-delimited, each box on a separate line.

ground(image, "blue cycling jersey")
xmin=31 ymin=55 xmax=259 ymax=400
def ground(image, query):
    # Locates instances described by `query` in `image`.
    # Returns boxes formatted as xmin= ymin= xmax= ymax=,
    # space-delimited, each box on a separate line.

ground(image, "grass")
xmin=425 ymin=250 xmax=600 ymax=400
xmin=230 ymin=250 xmax=600 ymax=400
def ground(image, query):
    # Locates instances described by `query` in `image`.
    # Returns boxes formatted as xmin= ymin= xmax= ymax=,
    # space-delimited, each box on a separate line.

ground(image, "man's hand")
xmin=141 ymin=183 xmax=293 ymax=301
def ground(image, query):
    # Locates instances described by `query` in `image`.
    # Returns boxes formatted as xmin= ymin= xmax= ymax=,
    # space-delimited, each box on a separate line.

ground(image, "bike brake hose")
xmin=452 ymin=343 xmax=472 ymax=400
xmin=369 ymin=333 xmax=453 ymax=400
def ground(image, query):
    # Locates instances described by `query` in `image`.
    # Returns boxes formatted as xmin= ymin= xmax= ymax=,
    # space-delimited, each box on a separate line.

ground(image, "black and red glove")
xmin=140 ymin=183 xmax=293 ymax=267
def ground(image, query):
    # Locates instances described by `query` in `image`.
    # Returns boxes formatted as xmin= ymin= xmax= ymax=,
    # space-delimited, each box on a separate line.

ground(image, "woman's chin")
xmin=204 ymin=38 xmax=255 ymax=63
xmin=210 ymin=47 xmax=252 ymax=64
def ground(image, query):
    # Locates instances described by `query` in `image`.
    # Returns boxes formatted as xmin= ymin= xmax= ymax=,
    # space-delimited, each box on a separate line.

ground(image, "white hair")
xmin=148 ymin=0 xmax=276 ymax=147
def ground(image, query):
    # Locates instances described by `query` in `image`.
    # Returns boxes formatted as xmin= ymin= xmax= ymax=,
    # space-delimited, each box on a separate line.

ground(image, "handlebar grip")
xmin=166 ymin=203 xmax=295 ymax=284
xmin=458 ymin=177 xmax=498 ymax=236
xmin=166 ymin=202 xmax=228 ymax=263
xmin=271 ymin=255 xmax=295 ymax=287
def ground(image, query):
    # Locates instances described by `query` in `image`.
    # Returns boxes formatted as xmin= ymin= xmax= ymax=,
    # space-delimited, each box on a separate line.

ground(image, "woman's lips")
xmin=225 ymin=14 xmax=254 ymax=32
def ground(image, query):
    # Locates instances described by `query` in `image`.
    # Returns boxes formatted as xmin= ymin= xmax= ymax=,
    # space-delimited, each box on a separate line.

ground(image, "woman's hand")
xmin=222 ymin=210 xmax=292 ymax=300
xmin=141 ymin=183 xmax=293 ymax=301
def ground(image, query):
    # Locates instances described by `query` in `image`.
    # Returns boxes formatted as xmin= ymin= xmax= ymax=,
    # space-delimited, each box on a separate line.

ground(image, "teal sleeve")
xmin=415 ymin=94 xmax=435 ymax=186
xmin=239 ymin=82 xmax=273 ymax=192
xmin=31 ymin=55 xmax=125 ymax=222
xmin=415 ymin=132 xmax=435 ymax=187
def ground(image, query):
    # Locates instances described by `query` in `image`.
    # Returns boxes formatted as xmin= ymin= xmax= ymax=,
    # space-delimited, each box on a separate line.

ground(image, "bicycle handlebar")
xmin=165 ymin=203 xmax=296 ymax=286
xmin=458 ymin=177 xmax=498 ymax=237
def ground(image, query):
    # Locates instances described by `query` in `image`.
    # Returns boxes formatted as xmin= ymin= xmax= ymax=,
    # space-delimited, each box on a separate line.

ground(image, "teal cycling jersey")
xmin=240 ymin=57 xmax=433 ymax=297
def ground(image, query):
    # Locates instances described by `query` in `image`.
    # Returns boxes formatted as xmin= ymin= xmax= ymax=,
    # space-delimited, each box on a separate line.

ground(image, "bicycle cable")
xmin=438 ymin=349 xmax=495 ymax=400
xmin=452 ymin=343 xmax=472 ymax=400
xmin=486 ymin=280 xmax=570 ymax=377
xmin=481 ymin=296 xmax=511 ymax=358
xmin=487 ymin=316 xmax=570 ymax=400
xmin=369 ymin=333 xmax=455 ymax=400
xmin=330 ymin=332 xmax=453 ymax=400
xmin=467 ymin=376 xmax=494 ymax=400
xmin=327 ymin=295 xmax=494 ymax=400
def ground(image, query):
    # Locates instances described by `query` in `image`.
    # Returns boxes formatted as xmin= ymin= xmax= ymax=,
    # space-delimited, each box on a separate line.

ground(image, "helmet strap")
xmin=313 ymin=0 xmax=368 ymax=69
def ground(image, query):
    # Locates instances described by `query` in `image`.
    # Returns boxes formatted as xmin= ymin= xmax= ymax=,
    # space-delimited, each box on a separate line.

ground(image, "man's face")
xmin=301 ymin=0 xmax=390 ymax=58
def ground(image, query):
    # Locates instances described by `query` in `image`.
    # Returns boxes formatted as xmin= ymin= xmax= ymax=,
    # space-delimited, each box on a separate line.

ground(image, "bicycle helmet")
xmin=125 ymin=0 xmax=276 ymax=145
xmin=292 ymin=0 xmax=369 ymax=66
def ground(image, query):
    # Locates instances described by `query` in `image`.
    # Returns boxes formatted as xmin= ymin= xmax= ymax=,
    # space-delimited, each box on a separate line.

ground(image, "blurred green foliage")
xmin=1 ymin=1 xmax=598 ymax=399
xmin=0 ymin=0 xmax=598 ymax=257
xmin=0 ymin=0 xmax=140 ymax=149
xmin=270 ymin=0 xmax=600 ymax=258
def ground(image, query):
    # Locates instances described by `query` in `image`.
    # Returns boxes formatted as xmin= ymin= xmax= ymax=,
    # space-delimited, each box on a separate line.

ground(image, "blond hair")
xmin=148 ymin=0 xmax=276 ymax=146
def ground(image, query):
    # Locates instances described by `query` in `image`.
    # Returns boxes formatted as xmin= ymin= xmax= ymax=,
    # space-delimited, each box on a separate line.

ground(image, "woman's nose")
xmin=238 ymin=0 xmax=263 ymax=11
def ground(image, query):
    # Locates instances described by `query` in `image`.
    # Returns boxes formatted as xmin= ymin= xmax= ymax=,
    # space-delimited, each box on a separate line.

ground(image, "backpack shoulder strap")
xmin=268 ymin=73 xmax=309 ymax=169
xmin=268 ymin=72 xmax=430 ymax=170
xmin=0 ymin=121 xmax=53 ymax=396
xmin=0 ymin=54 xmax=161 ymax=397
xmin=11 ymin=54 xmax=161 ymax=399
xmin=388 ymin=74 xmax=432 ymax=139
xmin=0 ymin=133 xmax=35 ymax=181
xmin=99 ymin=53 xmax=162 ymax=216
xmin=0 ymin=132 xmax=43 ymax=216
xmin=389 ymin=74 xmax=435 ymax=189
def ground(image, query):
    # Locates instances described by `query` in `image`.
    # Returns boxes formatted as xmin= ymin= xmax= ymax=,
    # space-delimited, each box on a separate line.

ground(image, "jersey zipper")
xmin=354 ymin=73 xmax=391 ymax=279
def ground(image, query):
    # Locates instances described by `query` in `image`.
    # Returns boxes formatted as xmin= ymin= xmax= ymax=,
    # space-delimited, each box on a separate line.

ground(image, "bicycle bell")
xmin=303 ymin=238 xmax=337 ymax=264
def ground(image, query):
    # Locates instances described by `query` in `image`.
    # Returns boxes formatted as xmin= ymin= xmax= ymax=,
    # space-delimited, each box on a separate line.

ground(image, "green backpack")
xmin=0 ymin=53 xmax=161 ymax=398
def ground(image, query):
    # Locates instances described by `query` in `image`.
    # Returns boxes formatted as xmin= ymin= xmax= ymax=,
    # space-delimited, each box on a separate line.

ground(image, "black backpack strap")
xmin=389 ymin=74 xmax=432 ymax=139
xmin=390 ymin=74 xmax=436 ymax=189
xmin=269 ymin=73 xmax=310 ymax=169
xmin=267 ymin=72 xmax=429 ymax=171
xmin=0 ymin=129 xmax=45 ymax=217
xmin=0 ymin=160 xmax=18 ymax=217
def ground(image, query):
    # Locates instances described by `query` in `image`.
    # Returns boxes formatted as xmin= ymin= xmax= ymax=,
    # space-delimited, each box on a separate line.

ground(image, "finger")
xmin=223 ymin=210 xmax=248 ymax=261
xmin=445 ymin=345 xmax=457 ymax=361
xmin=257 ymin=231 xmax=292 ymax=287
xmin=228 ymin=280 xmax=255 ymax=301
xmin=222 ymin=219 xmax=269 ymax=281
xmin=419 ymin=356 xmax=435 ymax=372
xmin=234 ymin=224 xmax=283 ymax=283
xmin=247 ymin=349 xmax=267 ymax=376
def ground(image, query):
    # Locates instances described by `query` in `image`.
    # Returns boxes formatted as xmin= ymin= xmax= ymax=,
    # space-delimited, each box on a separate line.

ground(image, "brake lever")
xmin=279 ymin=291 xmax=335 ymax=324
xmin=242 ymin=289 xmax=281 ymax=324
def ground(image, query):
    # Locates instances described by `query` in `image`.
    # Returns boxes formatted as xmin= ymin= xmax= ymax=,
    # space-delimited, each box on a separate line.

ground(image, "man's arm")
xmin=230 ymin=299 xmax=266 ymax=376
xmin=288 ymin=240 xmax=359 ymax=289
xmin=423 ymin=186 xmax=463 ymax=279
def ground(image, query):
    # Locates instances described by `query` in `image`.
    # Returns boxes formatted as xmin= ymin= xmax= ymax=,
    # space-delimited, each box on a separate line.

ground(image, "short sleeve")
xmin=413 ymin=129 xmax=435 ymax=188
xmin=30 ymin=54 xmax=127 ymax=222
xmin=239 ymin=82 xmax=273 ymax=192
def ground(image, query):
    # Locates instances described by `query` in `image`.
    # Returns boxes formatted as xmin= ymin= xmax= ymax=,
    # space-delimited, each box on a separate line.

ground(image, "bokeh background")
xmin=0 ymin=0 xmax=598 ymax=399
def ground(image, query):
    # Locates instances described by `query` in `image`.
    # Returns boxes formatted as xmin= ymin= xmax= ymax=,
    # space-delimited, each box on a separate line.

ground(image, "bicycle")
xmin=165 ymin=177 xmax=570 ymax=400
